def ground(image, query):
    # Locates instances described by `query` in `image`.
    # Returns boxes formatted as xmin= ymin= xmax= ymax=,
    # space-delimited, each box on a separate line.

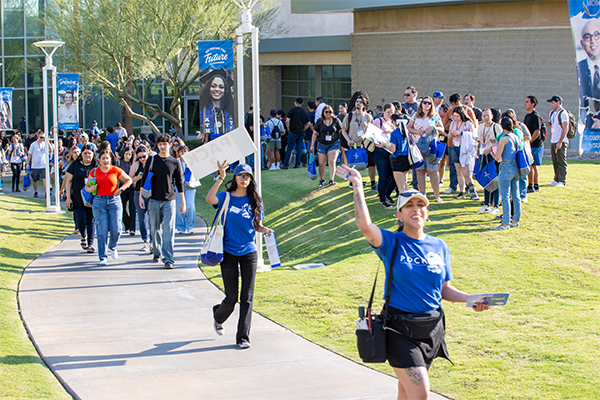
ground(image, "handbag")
xmin=430 ymin=139 xmax=446 ymax=160
xmin=81 ymin=167 xmax=97 ymax=208
xmin=23 ymin=170 xmax=31 ymax=191
xmin=356 ymin=240 xmax=399 ymax=363
xmin=200 ymin=192 xmax=230 ymax=266
xmin=407 ymin=136 xmax=424 ymax=170
xmin=307 ymin=154 xmax=317 ymax=180
xmin=184 ymin=166 xmax=201 ymax=189
xmin=141 ymin=155 xmax=154 ymax=198
xmin=344 ymin=145 xmax=368 ymax=170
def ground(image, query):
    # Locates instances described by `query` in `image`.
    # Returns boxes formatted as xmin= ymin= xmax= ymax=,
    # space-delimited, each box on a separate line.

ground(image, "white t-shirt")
xmin=115 ymin=127 xmax=128 ymax=139
xmin=58 ymin=104 xmax=78 ymax=125
xmin=28 ymin=140 xmax=46 ymax=169
xmin=549 ymin=108 xmax=569 ymax=144
xmin=8 ymin=143 xmax=24 ymax=164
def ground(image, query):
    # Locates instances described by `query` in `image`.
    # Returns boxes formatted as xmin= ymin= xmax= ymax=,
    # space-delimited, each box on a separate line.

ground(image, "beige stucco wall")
xmin=260 ymin=51 xmax=351 ymax=66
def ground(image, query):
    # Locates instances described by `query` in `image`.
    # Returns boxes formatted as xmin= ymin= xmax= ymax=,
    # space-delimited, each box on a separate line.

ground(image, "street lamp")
xmin=33 ymin=40 xmax=64 ymax=213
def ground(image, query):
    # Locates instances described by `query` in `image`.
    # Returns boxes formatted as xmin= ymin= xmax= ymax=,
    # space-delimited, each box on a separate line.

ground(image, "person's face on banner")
xmin=210 ymin=77 xmax=225 ymax=102
xmin=64 ymin=92 xmax=74 ymax=106
xmin=581 ymin=21 xmax=600 ymax=62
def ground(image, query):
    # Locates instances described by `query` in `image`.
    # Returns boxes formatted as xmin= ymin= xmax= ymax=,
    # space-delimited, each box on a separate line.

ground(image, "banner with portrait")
xmin=197 ymin=40 xmax=235 ymax=141
xmin=0 ymin=88 xmax=13 ymax=130
xmin=569 ymin=0 xmax=600 ymax=153
xmin=57 ymin=73 xmax=80 ymax=130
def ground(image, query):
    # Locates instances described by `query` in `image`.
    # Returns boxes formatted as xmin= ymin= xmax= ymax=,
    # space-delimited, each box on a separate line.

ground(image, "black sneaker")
xmin=380 ymin=201 xmax=393 ymax=209
xmin=455 ymin=192 xmax=466 ymax=200
xmin=280 ymin=165 xmax=288 ymax=170
xmin=34 ymin=192 xmax=38 ymax=198
xmin=164 ymin=262 xmax=174 ymax=269
xmin=328 ymin=180 xmax=336 ymax=186
xmin=385 ymin=196 xmax=394 ymax=204
xmin=534 ymin=184 xmax=540 ymax=192
xmin=237 ymin=339 xmax=251 ymax=349
xmin=153 ymin=255 xmax=160 ymax=263
xmin=214 ymin=319 xmax=224 ymax=336
xmin=318 ymin=180 xmax=325 ymax=188
xmin=527 ymin=185 xmax=534 ymax=193
xmin=348 ymin=182 xmax=353 ymax=189
xmin=371 ymin=182 xmax=377 ymax=191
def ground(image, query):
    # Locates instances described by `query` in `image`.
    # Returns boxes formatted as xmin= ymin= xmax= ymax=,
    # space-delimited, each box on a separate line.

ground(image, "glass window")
xmin=187 ymin=99 xmax=200 ymax=137
xmin=282 ymin=81 xmax=297 ymax=96
xmin=27 ymin=89 xmax=43 ymax=131
xmin=26 ymin=39 xmax=43 ymax=56
xmin=281 ymin=97 xmax=295 ymax=113
xmin=26 ymin=57 xmax=44 ymax=87
xmin=322 ymin=82 xmax=333 ymax=98
xmin=11 ymin=89 xmax=25 ymax=130
xmin=281 ymin=66 xmax=297 ymax=81
xmin=333 ymin=65 xmax=351 ymax=82
xmin=147 ymin=84 xmax=163 ymax=129
xmin=5 ymin=58 xmax=25 ymax=88
xmin=3 ymin=0 xmax=24 ymax=37
xmin=25 ymin=0 xmax=44 ymax=37
xmin=83 ymin=86 xmax=102 ymax=130
xmin=298 ymin=66 xmax=315 ymax=81
xmin=103 ymin=95 xmax=122 ymax=128
xmin=321 ymin=66 xmax=333 ymax=81
xmin=4 ymin=39 xmax=25 ymax=56
xmin=320 ymin=65 xmax=351 ymax=108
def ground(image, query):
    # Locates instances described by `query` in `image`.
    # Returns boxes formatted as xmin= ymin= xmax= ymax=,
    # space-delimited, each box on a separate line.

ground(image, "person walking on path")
xmin=85 ymin=149 xmax=133 ymax=265
xmin=139 ymin=135 xmax=185 ymax=269
xmin=206 ymin=161 xmax=273 ymax=349
xmin=337 ymin=164 xmax=488 ymax=400
xmin=27 ymin=132 xmax=53 ymax=198
xmin=131 ymin=145 xmax=152 ymax=252
xmin=8 ymin=133 xmax=25 ymax=192
xmin=283 ymin=97 xmax=310 ymax=169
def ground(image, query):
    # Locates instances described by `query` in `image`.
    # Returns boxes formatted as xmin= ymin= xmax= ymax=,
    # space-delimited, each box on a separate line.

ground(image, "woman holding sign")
xmin=206 ymin=161 xmax=273 ymax=349
xmin=337 ymin=164 xmax=488 ymax=400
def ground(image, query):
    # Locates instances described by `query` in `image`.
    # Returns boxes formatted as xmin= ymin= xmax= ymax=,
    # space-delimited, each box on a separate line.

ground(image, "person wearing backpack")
xmin=523 ymin=96 xmax=544 ymax=192
xmin=543 ymin=96 xmax=571 ymax=187
xmin=264 ymin=109 xmax=284 ymax=170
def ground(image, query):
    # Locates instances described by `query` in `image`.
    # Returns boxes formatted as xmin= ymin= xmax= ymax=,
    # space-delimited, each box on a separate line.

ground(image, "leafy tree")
xmin=44 ymin=0 xmax=283 ymax=135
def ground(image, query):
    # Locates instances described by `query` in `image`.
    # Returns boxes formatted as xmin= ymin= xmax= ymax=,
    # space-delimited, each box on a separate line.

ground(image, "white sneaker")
xmin=269 ymin=165 xmax=277 ymax=170
xmin=141 ymin=242 xmax=151 ymax=252
xmin=477 ymin=206 xmax=489 ymax=213
xmin=489 ymin=207 xmax=500 ymax=215
xmin=521 ymin=197 xmax=528 ymax=203
xmin=99 ymin=258 xmax=108 ymax=265
xmin=184 ymin=229 xmax=194 ymax=235
xmin=213 ymin=175 xmax=219 ymax=181
xmin=555 ymin=182 xmax=566 ymax=187
xmin=548 ymin=181 xmax=558 ymax=186
xmin=443 ymin=188 xmax=456 ymax=194
xmin=111 ymin=249 xmax=118 ymax=260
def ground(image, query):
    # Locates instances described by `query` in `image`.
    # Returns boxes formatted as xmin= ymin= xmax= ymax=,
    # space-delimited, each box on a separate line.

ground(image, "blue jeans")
xmin=283 ymin=131 xmax=304 ymax=168
xmin=135 ymin=191 xmax=151 ymax=243
xmin=149 ymin=199 xmax=176 ymax=264
xmin=484 ymin=188 xmax=499 ymax=207
xmin=498 ymin=160 xmax=521 ymax=225
xmin=176 ymin=187 xmax=196 ymax=232
xmin=448 ymin=147 xmax=459 ymax=191
xmin=519 ymin=176 xmax=527 ymax=200
xmin=92 ymin=195 xmax=123 ymax=261
xmin=373 ymin=149 xmax=396 ymax=202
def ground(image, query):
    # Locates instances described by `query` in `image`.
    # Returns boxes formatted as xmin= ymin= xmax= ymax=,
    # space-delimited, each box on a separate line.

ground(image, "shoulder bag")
xmin=200 ymin=192 xmax=231 ymax=266
xmin=81 ymin=167 xmax=96 ymax=208
xmin=407 ymin=135 xmax=424 ymax=169
xmin=141 ymin=156 xmax=154 ymax=198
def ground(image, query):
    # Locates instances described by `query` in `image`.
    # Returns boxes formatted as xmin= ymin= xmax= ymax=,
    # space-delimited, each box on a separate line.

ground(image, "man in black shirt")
xmin=283 ymin=97 xmax=310 ymax=169
xmin=140 ymin=134 xmax=185 ymax=269
xmin=523 ymin=95 xmax=544 ymax=192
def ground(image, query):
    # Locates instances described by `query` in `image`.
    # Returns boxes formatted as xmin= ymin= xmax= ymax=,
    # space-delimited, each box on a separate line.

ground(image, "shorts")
xmin=31 ymin=168 xmax=45 ymax=182
xmin=531 ymin=146 xmax=543 ymax=166
xmin=267 ymin=139 xmax=282 ymax=150
xmin=416 ymin=153 xmax=440 ymax=171
xmin=450 ymin=145 xmax=461 ymax=164
xmin=390 ymin=155 xmax=410 ymax=172
xmin=317 ymin=141 xmax=340 ymax=155
xmin=364 ymin=145 xmax=375 ymax=167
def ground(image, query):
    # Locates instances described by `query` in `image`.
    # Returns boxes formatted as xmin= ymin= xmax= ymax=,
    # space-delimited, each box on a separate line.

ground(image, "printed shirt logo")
xmin=229 ymin=203 xmax=252 ymax=219
xmin=399 ymin=251 xmax=444 ymax=274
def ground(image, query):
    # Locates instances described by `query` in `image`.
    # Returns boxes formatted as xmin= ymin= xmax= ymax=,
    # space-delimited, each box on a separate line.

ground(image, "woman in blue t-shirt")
xmin=206 ymin=162 xmax=273 ymax=349
xmin=336 ymin=164 xmax=488 ymax=399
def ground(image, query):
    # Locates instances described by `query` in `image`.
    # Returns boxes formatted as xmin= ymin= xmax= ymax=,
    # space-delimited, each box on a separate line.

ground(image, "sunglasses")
xmin=324 ymin=111 xmax=332 ymax=114
xmin=404 ymin=93 xmax=412 ymax=96
xmin=137 ymin=155 xmax=147 ymax=159
xmin=422 ymin=101 xmax=432 ymax=105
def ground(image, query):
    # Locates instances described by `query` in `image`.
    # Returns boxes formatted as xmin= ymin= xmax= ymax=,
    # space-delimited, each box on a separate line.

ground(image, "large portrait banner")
xmin=0 ymin=88 xmax=13 ymax=130
xmin=57 ymin=73 xmax=80 ymax=130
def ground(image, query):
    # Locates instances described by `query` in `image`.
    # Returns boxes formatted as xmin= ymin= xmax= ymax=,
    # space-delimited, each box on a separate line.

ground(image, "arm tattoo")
xmin=406 ymin=367 xmax=425 ymax=386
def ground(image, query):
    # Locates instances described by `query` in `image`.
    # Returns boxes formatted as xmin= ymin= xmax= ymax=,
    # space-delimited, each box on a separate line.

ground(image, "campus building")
xmin=259 ymin=0 xmax=583 ymax=154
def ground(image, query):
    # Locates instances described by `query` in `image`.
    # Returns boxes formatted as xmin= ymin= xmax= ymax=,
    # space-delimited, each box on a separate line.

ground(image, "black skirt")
xmin=385 ymin=306 xmax=451 ymax=369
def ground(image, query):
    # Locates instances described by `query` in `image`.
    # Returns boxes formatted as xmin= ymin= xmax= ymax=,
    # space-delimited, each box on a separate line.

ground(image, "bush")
xmin=185 ymin=139 xmax=203 ymax=150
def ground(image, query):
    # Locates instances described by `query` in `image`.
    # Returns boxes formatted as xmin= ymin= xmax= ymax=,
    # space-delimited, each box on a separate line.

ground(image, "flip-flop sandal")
xmin=80 ymin=237 xmax=88 ymax=250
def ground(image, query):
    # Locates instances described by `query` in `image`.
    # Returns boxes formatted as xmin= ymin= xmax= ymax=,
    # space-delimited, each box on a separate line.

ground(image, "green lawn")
xmin=197 ymin=159 xmax=600 ymax=400
xmin=0 ymin=196 xmax=73 ymax=399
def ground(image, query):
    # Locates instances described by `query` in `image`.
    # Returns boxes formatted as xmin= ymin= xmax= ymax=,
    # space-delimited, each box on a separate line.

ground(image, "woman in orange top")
xmin=85 ymin=149 xmax=133 ymax=265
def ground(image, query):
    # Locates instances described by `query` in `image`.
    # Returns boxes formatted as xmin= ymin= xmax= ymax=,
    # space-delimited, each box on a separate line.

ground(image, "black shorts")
xmin=390 ymin=155 xmax=410 ymax=172
xmin=365 ymin=147 xmax=375 ymax=167
xmin=31 ymin=168 xmax=45 ymax=182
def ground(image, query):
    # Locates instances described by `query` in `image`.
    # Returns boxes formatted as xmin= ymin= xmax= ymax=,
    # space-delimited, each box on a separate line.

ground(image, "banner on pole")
xmin=568 ymin=0 xmax=600 ymax=152
xmin=197 ymin=40 xmax=235 ymax=141
xmin=57 ymin=73 xmax=80 ymax=130
xmin=0 ymin=88 xmax=13 ymax=130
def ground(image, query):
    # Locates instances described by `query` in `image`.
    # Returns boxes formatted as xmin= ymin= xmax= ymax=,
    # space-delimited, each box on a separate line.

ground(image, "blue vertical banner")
xmin=57 ymin=73 xmax=80 ymax=130
xmin=0 ymin=88 xmax=13 ymax=130
xmin=197 ymin=40 xmax=235 ymax=140
xmin=568 ymin=0 xmax=600 ymax=152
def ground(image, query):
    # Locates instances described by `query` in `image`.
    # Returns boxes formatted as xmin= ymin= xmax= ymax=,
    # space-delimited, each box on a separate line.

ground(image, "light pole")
xmin=33 ymin=40 xmax=64 ymax=213
xmin=233 ymin=0 xmax=270 ymax=272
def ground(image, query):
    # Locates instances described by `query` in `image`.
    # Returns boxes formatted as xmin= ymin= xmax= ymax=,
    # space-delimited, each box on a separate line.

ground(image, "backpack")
xmin=536 ymin=113 xmax=547 ymax=141
xmin=556 ymin=109 xmax=577 ymax=140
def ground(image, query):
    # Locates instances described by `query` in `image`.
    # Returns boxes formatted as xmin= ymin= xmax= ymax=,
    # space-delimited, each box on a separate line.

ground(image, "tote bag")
xmin=307 ymin=154 xmax=317 ymax=180
xmin=200 ymin=192 xmax=230 ymax=266
xmin=141 ymin=156 xmax=154 ymax=198
xmin=81 ymin=167 xmax=97 ymax=208
xmin=516 ymin=148 xmax=531 ymax=178
xmin=407 ymin=136 xmax=424 ymax=169
xmin=23 ymin=170 xmax=31 ymax=191
xmin=345 ymin=146 xmax=368 ymax=170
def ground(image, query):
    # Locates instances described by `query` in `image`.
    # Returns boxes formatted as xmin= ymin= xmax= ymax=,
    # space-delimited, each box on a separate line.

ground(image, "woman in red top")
xmin=85 ymin=149 xmax=133 ymax=265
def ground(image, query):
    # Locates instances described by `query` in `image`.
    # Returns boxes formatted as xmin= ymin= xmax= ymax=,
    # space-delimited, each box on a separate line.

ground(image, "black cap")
xmin=547 ymin=95 xmax=563 ymax=103
xmin=199 ymin=67 xmax=233 ymax=87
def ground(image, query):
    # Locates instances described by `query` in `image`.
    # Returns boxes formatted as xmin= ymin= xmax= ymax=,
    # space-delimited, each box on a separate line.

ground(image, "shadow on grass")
xmin=0 ymin=355 xmax=46 ymax=366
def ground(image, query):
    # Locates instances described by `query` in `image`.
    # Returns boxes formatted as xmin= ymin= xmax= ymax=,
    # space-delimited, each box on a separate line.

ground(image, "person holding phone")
xmin=448 ymin=107 xmax=478 ymax=200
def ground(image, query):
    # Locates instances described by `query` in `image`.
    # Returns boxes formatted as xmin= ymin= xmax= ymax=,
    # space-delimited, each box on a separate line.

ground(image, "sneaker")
xmin=177 ymin=230 xmax=185 ymax=234
xmin=435 ymin=197 xmax=443 ymax=203
xmin=491 ymin=225 xmax=510 ymax=231
xmin=521 ymin=197 xmax=528 ymax=203
xmin=141 ymin=242 xmax=151 ymax=252
xmin=509 ymin=221 xmax=520 ymax=228
xmin=469 ymin=191 xmax=480 ymax=201
xmin=318 ymin=180 xmax=325 ymax=188
xmin=87 ymin=246 xmax=95 ymax=254
xmin=534 ymin=184 xmax=540 ymax=192
xmin=455 ymin=192 xmax=466 ymax=200
xmin=385 ymin=196 xmax=394 ymax=204
xmin=237 ymin=339 xmax=251 ymax=349
xmin=348 ymin=182 xmax=353 ymax=189
xmin=269 ymin=165 xmax=277 ymax=171
xmin=152 ymin=255 xmax=160 ymax=263
xmin=214 ymin=319 xmax=224 ymax=336
xmin=34 ymin=192 xmax=38 ymax=198
xmin=527 ymin=185 xmax=534 ymax=193
xmin=548 ymin=181 xmax=558 ymax=186
xmin=555 ymin=182 xmax=566 ymax=187
xmin=477 ymin=206 xmax=490 ymax=213
xmin=98 ymin=258 xmax=108 ymax=265
xmin=129 ymin=230 xmax=135 ymax=236
xmin=184 ymin=229 xmax=194 ymax=235
xmin=371 ymin=182 xmax=377 ymax=191
xmin=213 ymin=175 xmax=219 ymax=181
xmin=380 ymin=201 xmax=393 ymax=209
xmin=280 ymin=165 xmax=288 ymax=170
xmin=443 ymin=188 xmax=457 ymax=194
xmin=439 ymin=180 xmax=444 ymax=187
xmin=329 ymin=180 xmax=336 ymax=186
xmin=489 ymin=207 xmax=500 ymax=215
xmin=110 ymin=249 xmax=118 ymax=260
xmin=164 ymin=262 xmax=174 ymax=269
xmin=495 ymin=214 xmax=503 ymax=220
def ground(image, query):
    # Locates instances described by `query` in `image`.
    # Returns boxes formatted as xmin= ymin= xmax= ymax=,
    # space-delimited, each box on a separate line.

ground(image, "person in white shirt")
xmin=543 ymin=95 xmax=569 ymax=186
xmin=58 ymin=91 xmax=78 ymax=126
xmin=314 ymin=96 xmax=326 ymax=122
xmin=27 ymin=133 xmax=53 ymax=197
xmin=115 ymin=122 xmax=128 ymax=139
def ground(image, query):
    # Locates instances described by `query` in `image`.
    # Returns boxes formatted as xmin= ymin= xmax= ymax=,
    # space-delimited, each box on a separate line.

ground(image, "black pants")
xmin=11 ymin=163 xmax=22 ymax=191
xmin=213 ymin=251 xmax=258 ymax=344
xmin=120 ymin=186 xmax=136 ymax=232
xmin=74 ymin=206 xmax=95 ymax=247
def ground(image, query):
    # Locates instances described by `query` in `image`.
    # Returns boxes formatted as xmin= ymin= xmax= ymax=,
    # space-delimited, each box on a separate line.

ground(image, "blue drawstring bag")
xmin=23 ymin=172 xmax=31 ymax=191
xmin=476 ymin=158 xmax=499 ymax=192
xmin=516 ymin=148 xmax=531 ymax=178
xmin=345 ymin=146 xmax=368 ymax=170
xmin=307 ymin=154 xmax=317 ymax=180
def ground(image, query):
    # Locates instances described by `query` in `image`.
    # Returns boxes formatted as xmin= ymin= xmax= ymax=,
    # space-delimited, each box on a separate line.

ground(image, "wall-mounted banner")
xmin=57 ymin=73 xmax=80 ymax=130
xmin=569 ymin=0 xmax=600 ymax=152
xmin=197 ymin=40 xmax=235 ymax=142
xmin=0 ymin=88 xmax=13 ymax=130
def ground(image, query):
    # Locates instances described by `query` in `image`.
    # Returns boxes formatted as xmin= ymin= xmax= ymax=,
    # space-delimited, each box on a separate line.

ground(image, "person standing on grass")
xmin=283 ymin=97 xmax=311 ymax=169
xmin=206 ymin=161 xmax=274 ymax=349
xmin=523 ymin=96 xmax=544 ymax=193
xmin=139 ymin=135 xmax=185 ymax=269
xmin=542 ymin=95 xmax=569 ymax=187
xmin=310 ymin=104 xmax=342 ymax=188
xmin=85 ymin=149 xmax=133 ymax=265
xmin=338 ymin=164 xmax=488 ymax=400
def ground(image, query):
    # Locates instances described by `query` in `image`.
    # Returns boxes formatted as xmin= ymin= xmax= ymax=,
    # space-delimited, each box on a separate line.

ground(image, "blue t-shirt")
xmin=390 ymin=128 xmax=409 ymax=157
xmin=106 ymin=133 xmax=119 ymax=152
xmin=373 ymin=228 xmax=452 ymax=313
xmin=215 ymin=192 xmax=258 ymax=256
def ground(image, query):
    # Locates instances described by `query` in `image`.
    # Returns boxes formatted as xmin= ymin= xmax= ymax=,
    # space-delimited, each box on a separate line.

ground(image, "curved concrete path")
xmin=16 ymin=197 xmax=449 ymax=399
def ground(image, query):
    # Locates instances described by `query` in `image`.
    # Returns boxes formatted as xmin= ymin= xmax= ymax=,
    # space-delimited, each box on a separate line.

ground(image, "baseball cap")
xmin=233 ymin=163 xmax=253 ymax=177
xmin=547 ymin=95 xmax=563 ymax=103
xmin=433 ymin=91 xmax=444 ymax=98
xmin=396 ymin=189 xmax=430 ymax=211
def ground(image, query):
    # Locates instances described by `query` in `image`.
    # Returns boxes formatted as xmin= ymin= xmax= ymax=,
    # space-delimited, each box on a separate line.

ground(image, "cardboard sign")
xmin=181 ymin=127 xmax=257 ymax=179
